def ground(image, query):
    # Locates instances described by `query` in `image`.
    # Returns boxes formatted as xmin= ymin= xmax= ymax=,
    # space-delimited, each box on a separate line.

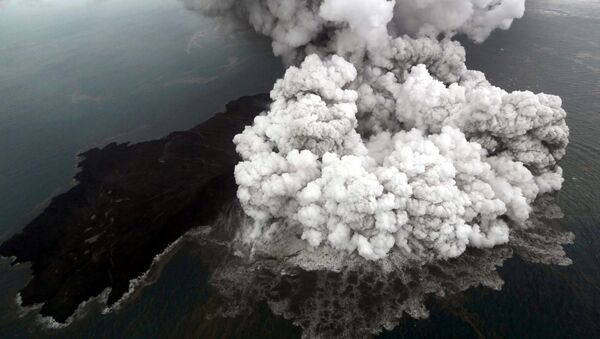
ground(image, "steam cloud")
xmin=184 ymin=0 xmax=569 ymax=262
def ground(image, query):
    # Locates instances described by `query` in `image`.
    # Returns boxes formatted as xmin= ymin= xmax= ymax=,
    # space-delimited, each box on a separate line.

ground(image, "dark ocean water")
xmin=1 ymin=0 xmax=599 ymax=338
xmin=0 ymin=0 xmax=284 ymax=337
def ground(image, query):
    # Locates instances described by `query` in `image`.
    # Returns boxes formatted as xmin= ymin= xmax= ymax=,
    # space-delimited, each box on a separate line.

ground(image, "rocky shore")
xmin=0 ymin=94 xmax=269 ymax=323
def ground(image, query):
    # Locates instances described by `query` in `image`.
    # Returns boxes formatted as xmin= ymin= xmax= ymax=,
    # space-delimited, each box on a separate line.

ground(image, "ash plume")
xmin=183 ymin=0 xmax=569 ymax=263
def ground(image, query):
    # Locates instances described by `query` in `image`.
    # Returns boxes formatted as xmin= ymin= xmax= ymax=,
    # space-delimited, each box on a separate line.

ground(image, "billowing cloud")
xmin=391 ymin=0 xmax=526 ymax=42
xmin=184 ymin=0 xmax=569 ymax=263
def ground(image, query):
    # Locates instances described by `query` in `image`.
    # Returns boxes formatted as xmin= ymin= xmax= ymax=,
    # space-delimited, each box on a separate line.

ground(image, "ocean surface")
xmin=0 ymin=0 xmax=599 ymax=338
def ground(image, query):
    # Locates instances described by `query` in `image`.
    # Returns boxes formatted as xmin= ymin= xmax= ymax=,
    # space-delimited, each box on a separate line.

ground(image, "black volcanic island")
xmin=0 ymin=94 xmax=270 ymax=323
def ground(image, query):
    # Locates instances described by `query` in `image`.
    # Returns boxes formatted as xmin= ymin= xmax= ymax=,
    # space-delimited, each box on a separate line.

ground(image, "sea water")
xmin=0 ymin=0 xmax=599 ymax=337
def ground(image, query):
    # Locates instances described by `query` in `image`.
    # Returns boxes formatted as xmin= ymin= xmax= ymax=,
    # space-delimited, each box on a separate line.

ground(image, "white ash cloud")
xmin=391 ymin=0 xmax=526 ymax=42
xmin=184 ymin=0 xmax=569 ymax=262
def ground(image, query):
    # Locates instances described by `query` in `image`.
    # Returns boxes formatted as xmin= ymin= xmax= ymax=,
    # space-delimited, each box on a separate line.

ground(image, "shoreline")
xmin=0 ymin=94 xmax=270 ymax=324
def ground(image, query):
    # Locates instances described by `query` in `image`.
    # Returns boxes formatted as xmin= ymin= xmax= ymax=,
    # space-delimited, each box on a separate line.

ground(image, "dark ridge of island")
xmin=0 ymin=94 xmax=270 ymax=323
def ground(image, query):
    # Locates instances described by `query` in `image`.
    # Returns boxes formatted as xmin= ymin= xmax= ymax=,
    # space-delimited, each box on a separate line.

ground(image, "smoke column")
xmin=182 ymin=0 xmax=569 ymax=263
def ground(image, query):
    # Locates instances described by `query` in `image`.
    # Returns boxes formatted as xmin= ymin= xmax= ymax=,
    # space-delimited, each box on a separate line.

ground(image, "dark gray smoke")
xmin=200 ymin=196 xmax=573 ymax=338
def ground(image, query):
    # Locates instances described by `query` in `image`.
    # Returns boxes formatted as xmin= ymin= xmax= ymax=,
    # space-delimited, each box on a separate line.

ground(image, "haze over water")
xmin=1 ymin=0 xmax=599 ymax=337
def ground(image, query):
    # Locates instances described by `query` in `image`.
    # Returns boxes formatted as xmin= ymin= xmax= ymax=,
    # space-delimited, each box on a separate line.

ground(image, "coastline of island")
xmin=0 ymin=94 xmax=270 ymax=323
